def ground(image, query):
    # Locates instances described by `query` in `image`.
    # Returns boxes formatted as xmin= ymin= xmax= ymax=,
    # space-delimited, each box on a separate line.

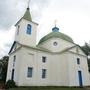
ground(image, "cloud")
xmin=0 ymin=26 xmax=15 ymax=58
xmin=0 ymin=0 xmax=90 ymax=58
xmin=0 ymin=0 xmax=50 ymax=29
xmin=30 ymin=0 xmax=51 ymax=21
xmin=0 ymin=0 xmax=50 ymax=58
xmin=0 ymin=0 xmax=28 ymax=29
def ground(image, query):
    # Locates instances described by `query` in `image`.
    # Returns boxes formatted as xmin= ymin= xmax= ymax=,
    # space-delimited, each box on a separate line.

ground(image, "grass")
xmin=9 ymin=86 xmax=86 ymax=90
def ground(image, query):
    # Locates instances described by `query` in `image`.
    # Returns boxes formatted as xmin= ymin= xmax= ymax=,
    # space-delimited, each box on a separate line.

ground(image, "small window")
xmin=42 ymin=56 xmax=46 ymax=63
xmin=13 ymin=55 xmax=16 ymax=67
xmin=27 ymin=24 xmax=32 ymax=34
xmin=11 ymin=69 xmax=15 ymax=80
xmin=53 ymin=41 xmax=58 ymax=46
xmin=14 ymin=44 xmax=17 ymax=50
xmin=27 ymin=67 xmax=33 ymax=78
xmin=17 ymin=25 xmax=20 ymax=35
xmin=77 ymin=58 xmax=80 ymax=64
xmin=42 ymin=69 xmax=46 ymax=79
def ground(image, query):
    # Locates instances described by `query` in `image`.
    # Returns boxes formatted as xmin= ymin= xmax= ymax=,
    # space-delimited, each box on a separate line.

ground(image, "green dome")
xmin=38 ymin=32 xmax=74 ymax=45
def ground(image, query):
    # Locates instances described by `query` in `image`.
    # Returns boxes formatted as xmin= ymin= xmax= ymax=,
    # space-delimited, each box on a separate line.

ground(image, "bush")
xmin=5 ymin=80 xmax=16 ymax=89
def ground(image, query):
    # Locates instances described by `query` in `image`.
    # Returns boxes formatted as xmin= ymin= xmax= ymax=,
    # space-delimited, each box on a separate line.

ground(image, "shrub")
xmin=5 ymin=80 xmax=16 ymax=89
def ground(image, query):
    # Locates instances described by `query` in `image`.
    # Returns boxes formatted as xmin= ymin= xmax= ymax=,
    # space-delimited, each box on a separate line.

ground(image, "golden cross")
xmin=28 ymin=0 xmax=30 ymax=8
xmin=54 ymin=20 xmax=57 ymax=27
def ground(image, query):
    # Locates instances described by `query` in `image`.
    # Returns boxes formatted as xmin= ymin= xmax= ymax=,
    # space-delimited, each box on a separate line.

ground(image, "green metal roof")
xmin=15 ymin=7 xmax=32 ymax=26
xmin=23 ymin=8 xmax=32 ymax=21
xmin=38 ymin=32 xmax=74 ymax=45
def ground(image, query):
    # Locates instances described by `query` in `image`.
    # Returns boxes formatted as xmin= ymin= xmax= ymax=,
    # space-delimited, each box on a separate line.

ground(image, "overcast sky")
xmin=0 ymin=0 xmax=90 ymax=58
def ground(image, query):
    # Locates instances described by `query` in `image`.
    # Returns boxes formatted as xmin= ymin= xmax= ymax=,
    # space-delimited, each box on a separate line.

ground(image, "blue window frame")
xmin=27 ymin=67 xmax=33 ymax=78
xmin=42 ymin=69 xmax=46 ymax=79
xmin=77 ymin=58 xmax=80 ymax=64
xmin=13 ymin=55 xmax=16 ymax=67
xmin=27 ymin=24 xmax=32 ymax=34
xmin=42 ymin=56 xmax=46 ymax=63
xmin=17 ymin=25 xmax=20 ymax=35
xmin=11 ymin=69 xmax=15 ymax=80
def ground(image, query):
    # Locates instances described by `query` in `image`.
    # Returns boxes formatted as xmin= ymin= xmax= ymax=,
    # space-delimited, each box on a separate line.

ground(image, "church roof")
xmin=9 ymin=41 xmax=86 ymax=57
xmin=15 ymin=7 xmax=32 ymax=26
xmin=23 ymin=7 xmax=32 ymax=21
xmin=38 ymin=31 xmax=74 ymax=45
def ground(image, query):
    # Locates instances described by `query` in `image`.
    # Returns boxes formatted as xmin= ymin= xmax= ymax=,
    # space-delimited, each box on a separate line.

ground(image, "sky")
xmin=0 ymin=0 xmax=90 ymax=58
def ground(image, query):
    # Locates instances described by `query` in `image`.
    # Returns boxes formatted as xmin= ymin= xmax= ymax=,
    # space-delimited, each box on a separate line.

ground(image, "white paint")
xmin=7 ymin=45 xmax=90 ymax=86
xmin=15 ymin=19 xmax=38 ymax=47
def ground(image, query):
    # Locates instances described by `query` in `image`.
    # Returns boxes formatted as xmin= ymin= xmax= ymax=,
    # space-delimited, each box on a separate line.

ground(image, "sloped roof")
xmin=9 ymin=41 xmax=16 ymax=54
xmin=38 ymin=32 xmax=74 ymax=45
xmin=15 ymin=7 xmax=32 ymax=26
xmin=9 ymin=41 xmax=87 ymax=57
xmin=23 ymin=8 xmax=32 ymax=21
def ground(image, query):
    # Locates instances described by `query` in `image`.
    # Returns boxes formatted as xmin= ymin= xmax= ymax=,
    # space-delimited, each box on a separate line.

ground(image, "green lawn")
xmin=9 ymin=87 xmax=87 ymax=90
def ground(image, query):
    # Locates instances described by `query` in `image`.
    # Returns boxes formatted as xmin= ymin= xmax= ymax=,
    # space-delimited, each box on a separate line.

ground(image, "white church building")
xmin=6 ymin=4 xmax=90 ymax=87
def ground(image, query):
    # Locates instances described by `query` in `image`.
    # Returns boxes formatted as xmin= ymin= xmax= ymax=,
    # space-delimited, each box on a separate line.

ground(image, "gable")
xmin=68 ymin=45 xmax=86 ymax=56
xmin=37 ymin=37 xmax=75 ymax=53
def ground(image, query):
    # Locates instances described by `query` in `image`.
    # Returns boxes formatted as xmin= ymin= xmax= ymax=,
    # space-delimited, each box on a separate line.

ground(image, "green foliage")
xmin=87 ymin=59 xmax=90 ymax=72
xmin=81 ymin=42 xmax=90 ymax=72
xmin=9 ymin=86 xmax=84 ymax=90
xmin=81 ymin=43 xmax=90 ymax=55
xmin=5 ymin=80 xmax=16 ymax=89
xmin=0 ymin=56 xmax=9 ymax=82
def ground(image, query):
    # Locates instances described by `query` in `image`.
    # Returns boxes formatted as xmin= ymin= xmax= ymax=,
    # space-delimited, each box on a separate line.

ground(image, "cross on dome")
xmin=52 ymin=20 xmax=59 ymax=32
xmin=27 ymin=0 xmax=30 ymax=9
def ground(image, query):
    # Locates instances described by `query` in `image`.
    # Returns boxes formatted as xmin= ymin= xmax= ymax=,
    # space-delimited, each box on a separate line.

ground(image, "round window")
xmin=53 ymin=42 xmax=58 ymax=46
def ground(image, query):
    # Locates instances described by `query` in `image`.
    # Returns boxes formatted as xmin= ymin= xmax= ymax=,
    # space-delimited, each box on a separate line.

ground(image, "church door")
xmin=78 ymin=71 xmax=83 ymax=87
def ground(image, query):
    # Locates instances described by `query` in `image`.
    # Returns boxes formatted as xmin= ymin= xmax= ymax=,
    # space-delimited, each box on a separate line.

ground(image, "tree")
xmin=81 ymin=43 xmax=90 ymax=55
xmin=81 ymin=42 xmax=90 ymax=72
xmin=0 ymin=56 xmax=9 ymax=82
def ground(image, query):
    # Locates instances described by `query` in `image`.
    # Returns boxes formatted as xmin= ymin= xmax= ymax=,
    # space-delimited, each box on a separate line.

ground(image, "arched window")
xmin=27 ymin=24 xmax=32 ymax=34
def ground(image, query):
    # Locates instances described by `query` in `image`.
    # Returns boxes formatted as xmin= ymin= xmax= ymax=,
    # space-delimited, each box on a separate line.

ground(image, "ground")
xmin=9 ymin=87 xmax=90 ymax=90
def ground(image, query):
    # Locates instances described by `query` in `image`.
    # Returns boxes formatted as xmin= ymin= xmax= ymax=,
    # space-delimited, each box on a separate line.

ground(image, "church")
xmin=6 ymin=3 xmax=90 ymax=87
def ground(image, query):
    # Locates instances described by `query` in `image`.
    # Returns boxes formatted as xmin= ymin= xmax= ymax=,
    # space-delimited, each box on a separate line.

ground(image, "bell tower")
xmin=15 ymin=0 xmax=38 ymax=47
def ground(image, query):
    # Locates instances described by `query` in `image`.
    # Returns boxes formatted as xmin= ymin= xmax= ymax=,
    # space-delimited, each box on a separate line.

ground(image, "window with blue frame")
xmin=42 ymin=56 xmax=47 ymax=63
xmin=27 ymin=24 xmax=32 ymax=34
xmin=77 ymin=58 xmax=80 ymax=64
xmin=13 ymin=55 xmax=16 ymax=67
xmin=17 ymin=25 xmax=20 ymax=35
xmin=42 ymin=69 xmax=46 ymax=79
xmin=27 ymin=67 xmax=33 ymax=78
xmin=11 ymin=69 xmax=15 ymax=80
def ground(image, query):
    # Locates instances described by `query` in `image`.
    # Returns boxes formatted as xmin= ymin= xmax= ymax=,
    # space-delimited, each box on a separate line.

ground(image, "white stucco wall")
xmin=67 ymin=52 xmax=90 ymax=86
xmin=7 ymin=47 xmax=71 ymax=86
xmin=16 ymin=47 xmax=51 ymax=86
xmin=7 ymin=44 xmax=90 ymax=86
xmin=15 ymin=19 xmax=38 ymax=47
xmin=48 ymin=53 xmax=70 ymax=86
xmin=6 ymin=49 xmax=22 ymax=85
